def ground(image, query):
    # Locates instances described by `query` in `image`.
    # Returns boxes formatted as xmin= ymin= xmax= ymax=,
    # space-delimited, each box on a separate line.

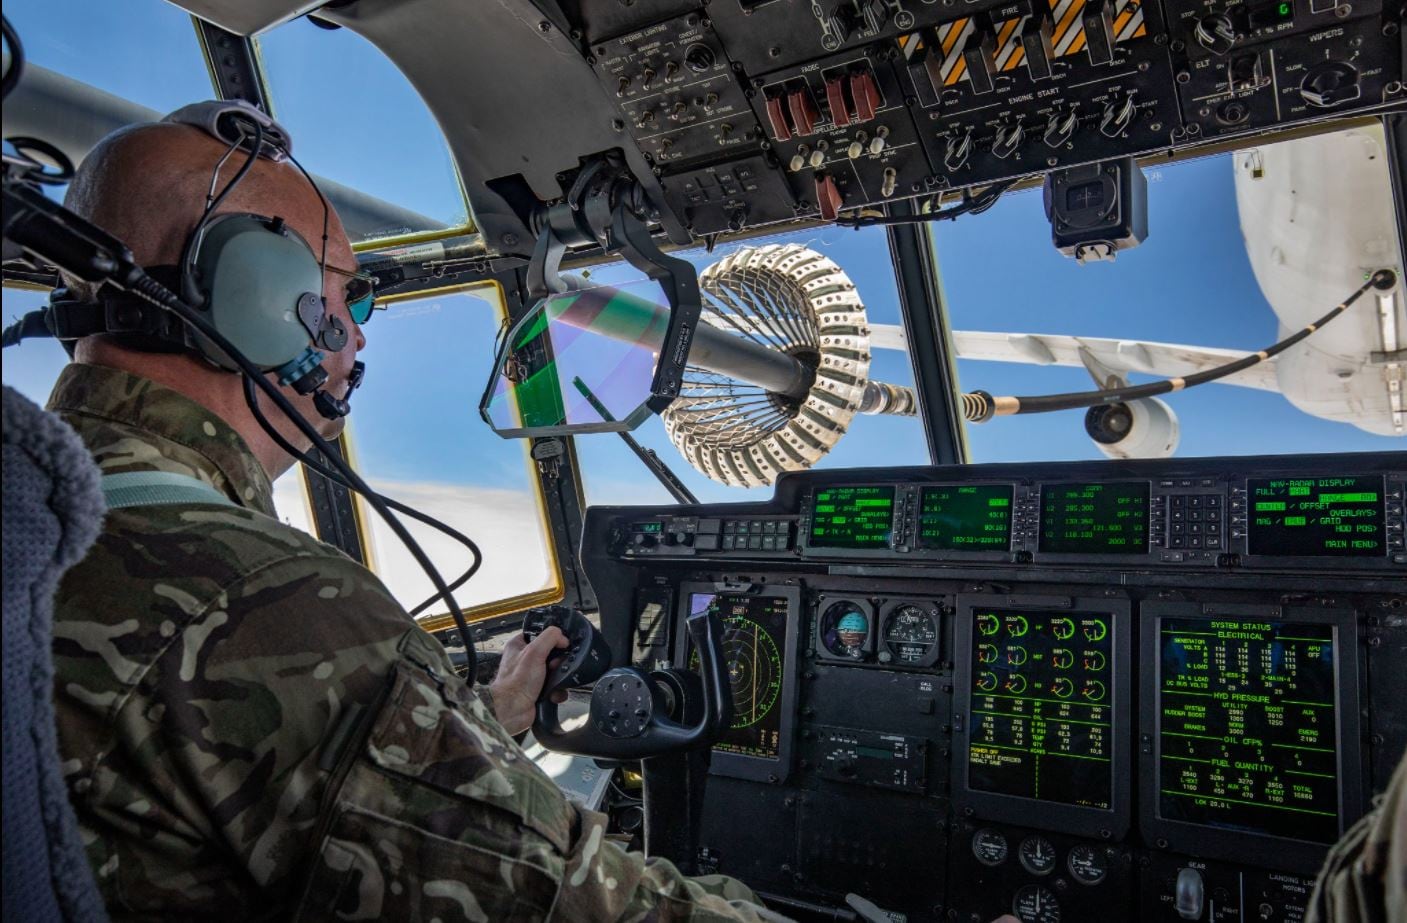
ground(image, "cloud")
xmin=271 ymin=474 xmax=555 ymax=615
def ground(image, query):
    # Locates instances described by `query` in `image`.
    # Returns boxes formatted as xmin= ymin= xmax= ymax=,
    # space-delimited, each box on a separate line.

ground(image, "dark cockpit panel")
xmin=580 ymin=451 xmax=1404 ymax=922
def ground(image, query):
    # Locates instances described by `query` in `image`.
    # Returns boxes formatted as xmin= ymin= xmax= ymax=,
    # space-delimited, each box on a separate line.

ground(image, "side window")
xmin=1 ymin=286 xmax=318 ymax=537
xmin=344 ymin=286 xmax=561 ymax=618
xmin=254 ymin=18 xmax=471 ymax=244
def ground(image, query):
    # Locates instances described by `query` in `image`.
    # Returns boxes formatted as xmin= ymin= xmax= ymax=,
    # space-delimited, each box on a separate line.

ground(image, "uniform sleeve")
xmin=294 ymin=628 xmax=789 ymax=922
xmin=71 ymin=552 xmax=418 ymax=914
xmin=78 ymin=545 xmax=780 ymax=921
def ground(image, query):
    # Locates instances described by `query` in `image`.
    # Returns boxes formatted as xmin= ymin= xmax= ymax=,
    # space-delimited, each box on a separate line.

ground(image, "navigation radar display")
xmin=689 ymin=593 xmax=789 ymax=760
xmin=1158 ymin=617 xmax=1341 ymax=843
xmin=967 ymin=609 xmax=1115 ymax=809
xmin=1247 ymin=476 xmax=1385 ymax=557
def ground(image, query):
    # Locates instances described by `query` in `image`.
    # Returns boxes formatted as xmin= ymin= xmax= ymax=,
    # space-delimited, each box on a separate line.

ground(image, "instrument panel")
xmin=614 ymin=463 xmax=1406 ymax=569
xmin=466 ymin=0 xmax=1405 ymax=243
xmin=579 ymin=452 xmax=1405 ymax=923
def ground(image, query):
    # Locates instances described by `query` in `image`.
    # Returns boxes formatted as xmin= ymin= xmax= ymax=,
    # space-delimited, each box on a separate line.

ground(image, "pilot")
xmin=45 ymin=110 xmax=787 ymax=921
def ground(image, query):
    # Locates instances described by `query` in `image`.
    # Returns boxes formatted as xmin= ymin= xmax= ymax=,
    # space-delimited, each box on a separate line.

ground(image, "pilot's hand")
xmin=489 ymin=626 xmax=570 ymax=735
xmin=989 ymin=916 xmax=1020 ymax=923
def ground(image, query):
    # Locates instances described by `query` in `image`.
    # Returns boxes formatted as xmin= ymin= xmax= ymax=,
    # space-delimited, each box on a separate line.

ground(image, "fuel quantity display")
xmin=1039 ymin=482 xmax=1149 ymax=555
xmin=1158 ymin=618 xmax=1340 ymax=843
xmin=809 ymin=486 xmax=895 ymax=549
xmin=689 ymin=593 xmax=788 ymax=761
xmin=1247 ymin=476 xmax=1385 ymax=557
xmin=967 ymin=608 xmax=1115 ymax=809
xmin=919 ymin=484 xmax=1013 ymax=551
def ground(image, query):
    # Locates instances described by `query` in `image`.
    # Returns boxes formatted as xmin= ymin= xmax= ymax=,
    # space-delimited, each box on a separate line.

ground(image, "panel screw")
xmin=770 ymin=46 xmax=782 ymax=57
xmin=501 ymin=233 xmax=520 ymax=247
xmin=537 ymin=20 xmax=551 ymax=31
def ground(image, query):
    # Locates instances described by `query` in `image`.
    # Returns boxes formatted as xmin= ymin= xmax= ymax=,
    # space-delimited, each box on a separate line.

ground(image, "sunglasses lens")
xmin=346 ymin=277 xmax=375 ymax=324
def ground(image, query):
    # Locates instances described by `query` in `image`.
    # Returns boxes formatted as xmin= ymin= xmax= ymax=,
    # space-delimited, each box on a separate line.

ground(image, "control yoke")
xmin=530 ymin=605 xmax=733 ymax=760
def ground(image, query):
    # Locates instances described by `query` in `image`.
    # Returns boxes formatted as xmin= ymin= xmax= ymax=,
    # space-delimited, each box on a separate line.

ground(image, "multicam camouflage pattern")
xmin=48 ymin=362 xmax=786 ymax=922
xmin=1305 ymin=750 xmax=1407 ymax=923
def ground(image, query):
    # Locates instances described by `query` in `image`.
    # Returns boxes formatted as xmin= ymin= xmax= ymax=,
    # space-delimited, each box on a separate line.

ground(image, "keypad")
xmin=1166 ymin=494 xmax=1223 ymax=550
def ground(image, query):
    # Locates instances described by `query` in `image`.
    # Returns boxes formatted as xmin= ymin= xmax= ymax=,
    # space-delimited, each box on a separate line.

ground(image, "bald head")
xmin=62 ymin=119 xmax=367 ymax=479
xmin=64 ymin=122 xmax=350 ymax=285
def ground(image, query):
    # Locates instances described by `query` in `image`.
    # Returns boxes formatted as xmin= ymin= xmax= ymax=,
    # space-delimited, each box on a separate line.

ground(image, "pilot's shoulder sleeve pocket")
xmin=362 ymin=644 xmax=577 ymax=855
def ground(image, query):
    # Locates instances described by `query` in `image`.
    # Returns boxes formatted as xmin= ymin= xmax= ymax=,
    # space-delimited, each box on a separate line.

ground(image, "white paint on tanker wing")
xmin=1234 ymin=125 xmax=1407 ymax=437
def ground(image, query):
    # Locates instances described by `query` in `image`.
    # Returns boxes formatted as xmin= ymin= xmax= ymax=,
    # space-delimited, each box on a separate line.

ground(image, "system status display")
xmin=1039 ymin=482 xmax=1150 ymax=555
xmin=689 ymin=593 xmax=789 ymax=761
xmin=809 ymin=486 xmax=895 ymax=549
xmin=1247 ymin=476 xmax=1385 ymax=557
xmin=918 ymin=484 xmax=1013 ymax=551
xmin=1158 ymin=618 xmax=1340 ymax=843
xmin=967 ymin=608 xmax=1115 ymax=809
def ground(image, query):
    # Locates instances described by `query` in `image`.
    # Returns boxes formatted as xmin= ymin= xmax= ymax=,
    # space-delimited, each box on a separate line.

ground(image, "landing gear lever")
xmin=531 ymin=603 xmax=734 ymax=760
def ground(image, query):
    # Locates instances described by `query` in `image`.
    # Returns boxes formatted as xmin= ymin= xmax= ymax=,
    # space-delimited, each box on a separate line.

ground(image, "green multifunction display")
xmin=919 ymin=484 xmax=1013 ymax=551
xmin=689 ymin=593 xmax=788 ymax=761
xmin=1158 ymin=618 xmax=1340 ymax=843
xmin=1039 ymin=482 xmax=1149 ymax=554
xmin=809 ymin=486 xmax=896 ymax=549
xmin=968 ymin=609 xmax=1115 ymax=809
xmin=1247 ymin=476 xmax=1385 ymax=557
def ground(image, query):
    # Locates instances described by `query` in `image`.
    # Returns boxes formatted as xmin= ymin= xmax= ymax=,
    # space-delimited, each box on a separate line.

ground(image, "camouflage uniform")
xmin=48 ymin=362 xmax=787 ymax=922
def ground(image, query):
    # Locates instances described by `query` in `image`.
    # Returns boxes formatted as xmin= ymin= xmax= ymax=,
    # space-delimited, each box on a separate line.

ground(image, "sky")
xmin=2 ymin=0 xmax=1403 ymax=603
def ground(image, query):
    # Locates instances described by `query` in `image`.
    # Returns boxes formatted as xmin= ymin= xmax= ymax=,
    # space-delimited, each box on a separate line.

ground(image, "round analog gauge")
xmin=1066 ymin=845 xmax=1109 ymax=886
xmin=1018 ymin=835 xmax=1057 ymax=876
xmin=820 ymin=600 xmax=871 ymax=660
xmin=882 ymin=604 xmax=939 ymax=666
xmin=1012 ymin=884 xmax=1061 ymax=923
xmin=971 ymin=828 xmax=1009 ymax=867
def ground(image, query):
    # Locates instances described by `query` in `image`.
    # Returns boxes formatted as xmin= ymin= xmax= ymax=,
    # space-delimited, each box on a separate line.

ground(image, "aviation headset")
xmin=9 ymin=99 xmax=375 ymax=420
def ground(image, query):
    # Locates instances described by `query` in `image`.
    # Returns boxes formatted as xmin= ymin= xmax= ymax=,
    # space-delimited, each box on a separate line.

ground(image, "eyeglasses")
xmin=324 ymin=262 xmax=380 ymax=325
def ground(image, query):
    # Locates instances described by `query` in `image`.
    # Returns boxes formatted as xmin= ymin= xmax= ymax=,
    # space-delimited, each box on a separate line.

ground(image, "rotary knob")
xmin=1044 ymin=108 xmax=1078 ymax=148
xmin=1099 ymin=93 xmax=1136 ymax=138
xmin=1194 ymin=13 xmax=1237 ymax=55
xmin=992 ymin=119 xmax=1025 ymax=159
xmin=944 ymin=128 xmax=973 ymax=172
xmin=1300 ymin=61 xmax=1360 ymax=108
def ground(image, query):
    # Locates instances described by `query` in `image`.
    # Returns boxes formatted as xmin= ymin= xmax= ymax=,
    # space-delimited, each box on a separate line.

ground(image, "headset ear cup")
xmin=188 ymin=213 xmax=327 ymax=375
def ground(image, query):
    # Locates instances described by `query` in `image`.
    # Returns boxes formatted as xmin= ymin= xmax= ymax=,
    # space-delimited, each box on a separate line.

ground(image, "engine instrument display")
xmin=689 ymin=592 xmax=789 ymax=761
xmin=809 ymin=486 xmax=895 ymax=549
xmin=1039 ymin=482 xmax=1150 ymax=555
xmin=1246 ymin=476 xmax=1386 ymax=557
xmin=1157 ymin=616 xmax=1342 ymax=843
xmin=967 ymin=608 xmax=1115 ymax=809
xmin=918 ymin=484 xmax=1014 ymax=551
